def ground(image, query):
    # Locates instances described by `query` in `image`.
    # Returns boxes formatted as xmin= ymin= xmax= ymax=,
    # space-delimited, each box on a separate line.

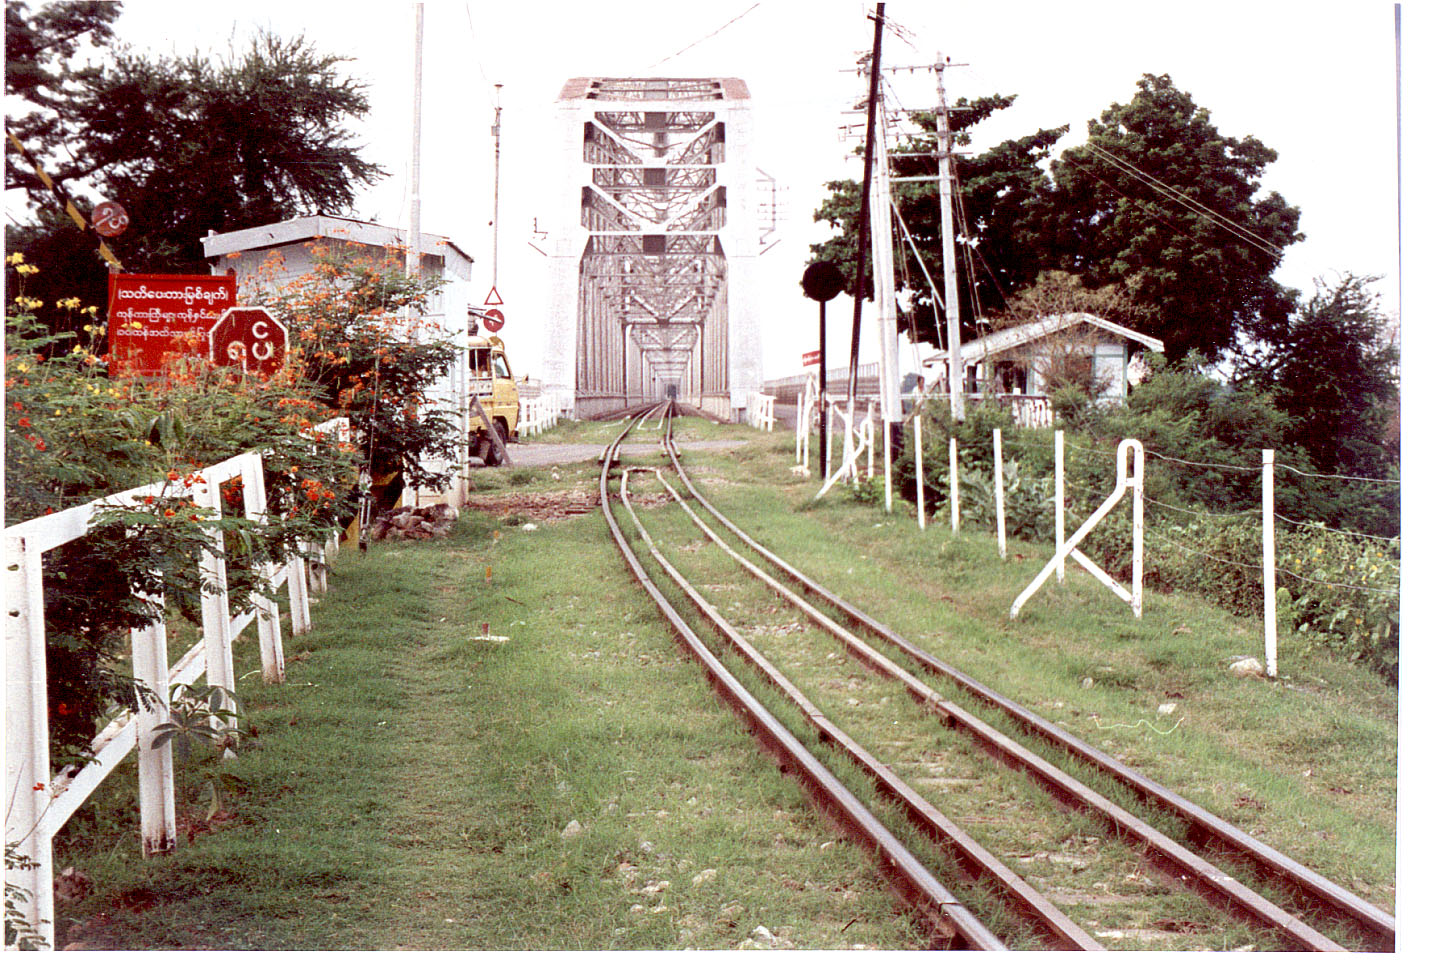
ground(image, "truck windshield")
xmin=493 ymin=354 xmax=510 ymax=379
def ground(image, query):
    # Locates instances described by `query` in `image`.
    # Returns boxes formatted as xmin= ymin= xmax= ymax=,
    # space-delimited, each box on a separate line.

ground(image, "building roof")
xmin=200 ymin=214 xmax=473 ymax=265
xmin=956 ymin=312 xmax=1164 ymax=364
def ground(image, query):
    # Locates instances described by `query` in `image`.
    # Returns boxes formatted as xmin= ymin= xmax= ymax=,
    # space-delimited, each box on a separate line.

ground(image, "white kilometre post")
xmin=949 ymin=437 xmax=959 ymax=533
xmin=915 ymin=413 xmax=925 ymax=530
xmin=1263 ymin=449 xmax=1277 ymax=677
xmin=1055 ymin=429 xmax=1066 ymax=583
xmin=993 ymin=428 xmax=1007 ymax=559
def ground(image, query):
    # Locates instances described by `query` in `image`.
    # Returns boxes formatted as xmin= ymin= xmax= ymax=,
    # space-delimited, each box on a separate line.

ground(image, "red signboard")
xmin=209 ymin=306 xmax=288 ymax=378
xmin=91 ymin=200 xmax=130 ymax=238
xmin=481 ymin=307 xmax=505 ymax=333
xmin=802 ymin=350 xmax=821 ymax=366
xmin=107 ymin=273 xmax=237 ymax=377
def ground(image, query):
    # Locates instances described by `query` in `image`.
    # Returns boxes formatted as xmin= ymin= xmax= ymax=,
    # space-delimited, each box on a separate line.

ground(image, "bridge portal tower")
xmin=543 ymin=77 xmax=762 ymax=420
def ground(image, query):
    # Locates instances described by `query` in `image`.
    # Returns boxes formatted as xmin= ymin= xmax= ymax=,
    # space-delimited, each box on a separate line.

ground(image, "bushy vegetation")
xmin=4 ymin=247 xmax=458 ymax=764
xmin=882 ymin=352 xmax=1399 ymax=682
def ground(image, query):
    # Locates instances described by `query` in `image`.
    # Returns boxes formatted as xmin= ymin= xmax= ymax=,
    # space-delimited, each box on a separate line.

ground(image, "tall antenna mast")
xmin=406 ymin=2 xmax=424 ymax=283
xmin=491 ymin=84 xmax=503 ymax=290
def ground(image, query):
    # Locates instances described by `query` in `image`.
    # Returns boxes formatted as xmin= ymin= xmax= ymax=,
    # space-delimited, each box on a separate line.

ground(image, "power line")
xmin=1080 ymin=143 xmax=1285 ymax=260
xmin=649 ymin=2 xmax=762 ymax=68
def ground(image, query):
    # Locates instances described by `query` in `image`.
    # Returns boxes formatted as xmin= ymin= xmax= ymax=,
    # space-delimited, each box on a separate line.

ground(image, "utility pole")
xmin=870 ymin=92 xmax=901 ymax=445
xmin=406 ymin=2 xmax=424 ymax=283
xmin=935 ymin=53 xmax=965 ymax=421
xmin=846 ymin=2 xmax=885 ymax=412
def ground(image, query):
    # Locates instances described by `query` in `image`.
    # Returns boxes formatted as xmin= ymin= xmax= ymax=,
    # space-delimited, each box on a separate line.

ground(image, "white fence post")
xmin=1055 ymin=429 xmax=1065 ymax=583
xmin=949 ymin=437 xmax=959 ymax=534
xmin=4 ymin=532 xmax=55 ymax=943
xmin=915 ymin=413 xmax=925 ymax=530
xmin=1012 ymin=439 xmax=1145 ymax=620
xmin=241 ymin=453 xmax=285 ymax=685
xmin=1263 ymin=449 xmax=1277 ymax=678
xmin=993 ymin=428 xmax=1007 ymax=559
xmin=129 ymin=600 xmax=176 ymax=856
xmin=866 ymin=402 xmax=875 ymax=479
xmin=192 ymin=477 xmax=238 ymax=711
xmin=4 ymin=440 xmax=329 ymax=943
xmin=883 ymin=418 xmax=893 ymax=514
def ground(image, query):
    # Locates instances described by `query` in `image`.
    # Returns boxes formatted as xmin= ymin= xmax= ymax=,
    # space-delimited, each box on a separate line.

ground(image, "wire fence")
xmin=946 ymin=426 xmax=1399 ymax=605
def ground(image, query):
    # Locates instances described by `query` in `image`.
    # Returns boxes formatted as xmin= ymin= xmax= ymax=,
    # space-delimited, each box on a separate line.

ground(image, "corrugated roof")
xmin=200 ymin=215 xmax=473 ymax=264
xmin=956 ymin=312 xmax=1164 ymax=363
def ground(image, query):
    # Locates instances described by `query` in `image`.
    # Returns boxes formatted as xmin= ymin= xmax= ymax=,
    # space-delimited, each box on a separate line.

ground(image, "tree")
xmin=1234 ymin=273 xmax=1398 ymax=479
xmin=809 ymin=94 xmax=1067 ymax=346
xmin=3 ymin=0 xmax=119 ymax=139
xmin=6 ymin=5 xmax=384 ymax=336
xmin=1044 ymin=74 xmax=1303 ymax=359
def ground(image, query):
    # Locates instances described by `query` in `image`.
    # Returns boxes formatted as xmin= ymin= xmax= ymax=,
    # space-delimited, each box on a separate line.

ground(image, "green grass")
xmin=50 ymin=474 xmax=921 ymax=950
xmin=48 ymin=418 xmax=1396 ymax=949
xmin=667 ymin=437 xmax=1397 ymax=916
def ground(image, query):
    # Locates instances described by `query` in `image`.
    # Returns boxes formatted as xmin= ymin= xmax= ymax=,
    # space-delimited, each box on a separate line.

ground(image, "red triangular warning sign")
xmin=484 ymin=286 xmax=504 ymax=306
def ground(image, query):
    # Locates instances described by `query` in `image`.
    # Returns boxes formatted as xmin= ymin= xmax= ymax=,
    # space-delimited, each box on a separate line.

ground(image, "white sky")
xmin=87 ymin=0 xmax=1410 ymax=382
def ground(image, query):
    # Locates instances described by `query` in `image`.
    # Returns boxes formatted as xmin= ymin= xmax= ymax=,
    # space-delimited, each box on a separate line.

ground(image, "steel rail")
xmin=599 ymin=402 xmax=1002 ymax=950
xmin=626 ymin=465 xmax=1100 ymax=950
xmin=659 ymin=431 xmax=1368 ymax=952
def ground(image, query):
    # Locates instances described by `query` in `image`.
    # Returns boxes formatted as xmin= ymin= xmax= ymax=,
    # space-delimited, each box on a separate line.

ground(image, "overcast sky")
xmin=73 ymin=1 xmax=1413 ymax=380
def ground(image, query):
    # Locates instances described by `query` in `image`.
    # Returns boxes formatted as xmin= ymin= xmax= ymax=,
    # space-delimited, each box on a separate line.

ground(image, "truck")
xmin=467 ymin=332 xmax=519 ymax=465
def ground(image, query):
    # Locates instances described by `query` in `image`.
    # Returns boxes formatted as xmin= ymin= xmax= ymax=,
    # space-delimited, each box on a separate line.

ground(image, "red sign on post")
xmin=208 ymin=307 xmax=288 ymax=378
xmin=481 ymin=307 xmax=505 ymax=333
xmin=802 ymin=350 xmax=821 ymax=366
xmin=107 ymin=273 xmax=237 ymax=377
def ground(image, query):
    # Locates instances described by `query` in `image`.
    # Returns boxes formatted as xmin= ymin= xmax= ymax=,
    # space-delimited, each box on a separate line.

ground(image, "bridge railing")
xmin=745 ymin=392 xmax=776 ymax=431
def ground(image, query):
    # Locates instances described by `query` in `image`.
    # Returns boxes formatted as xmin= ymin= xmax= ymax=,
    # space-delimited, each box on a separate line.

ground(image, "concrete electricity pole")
xmin=935 ymin=54 xmax=965 ymax=421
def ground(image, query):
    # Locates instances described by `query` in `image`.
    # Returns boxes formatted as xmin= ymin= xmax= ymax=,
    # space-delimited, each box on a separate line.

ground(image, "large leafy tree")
xmin=810 ymin=94 xmax=1067 ymax=347
xmin=1234 ymin=273 xmax=1398 ymax=479
xmin=6 ymin=2 xmax=384 ymax=334
xmin=1044 ymin=73 xmax=1303 ymax=359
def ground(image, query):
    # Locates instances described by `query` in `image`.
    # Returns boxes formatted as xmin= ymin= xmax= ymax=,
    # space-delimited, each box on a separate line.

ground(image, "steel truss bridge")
xmin=543 ymin=78 xmax=763 ymax=420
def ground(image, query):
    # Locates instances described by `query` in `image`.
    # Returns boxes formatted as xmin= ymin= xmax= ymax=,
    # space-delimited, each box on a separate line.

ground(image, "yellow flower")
xmin=5 ymin=252 xmax=24 ymax=265
xmin=130 ymin=321 xmax=142 ymax=329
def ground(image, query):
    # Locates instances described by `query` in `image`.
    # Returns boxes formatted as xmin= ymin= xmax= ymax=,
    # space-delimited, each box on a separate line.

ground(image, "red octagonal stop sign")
xmin=209 ymin=306 xmax=288 ymax=377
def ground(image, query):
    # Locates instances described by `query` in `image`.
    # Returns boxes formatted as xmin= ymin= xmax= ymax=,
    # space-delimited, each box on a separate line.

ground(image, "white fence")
xmin=4 ymin=430 xmax=343 ymax=946
xmin=745 ymin=392 xmax=776 ymax=432
xmin=516 ymin=394 xmax=563 ymax=437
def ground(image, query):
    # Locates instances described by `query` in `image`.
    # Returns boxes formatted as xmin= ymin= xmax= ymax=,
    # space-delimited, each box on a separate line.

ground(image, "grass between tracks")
xmin=48 ymin=419 xmax=1396 ymax=949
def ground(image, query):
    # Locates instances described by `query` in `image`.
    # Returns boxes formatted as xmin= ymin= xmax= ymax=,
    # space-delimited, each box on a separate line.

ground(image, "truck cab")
xmin=467 ymin=333 xmax=519 ymax=464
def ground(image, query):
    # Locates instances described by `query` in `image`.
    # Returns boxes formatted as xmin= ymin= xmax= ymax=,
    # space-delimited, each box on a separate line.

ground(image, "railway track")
xmin=599 ymin=401 xmax=1394 ymax=951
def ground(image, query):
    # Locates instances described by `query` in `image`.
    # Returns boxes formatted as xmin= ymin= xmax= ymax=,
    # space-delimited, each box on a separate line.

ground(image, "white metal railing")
xmin=964 ymin=392 xmax=1054 ymax=429
xmin=745 ymin=392 xmax=776 ymax=431
xmin=517 ymin=394 xmax=562 ymax=437
xmin=4 ymin=441 xmax=337 ymax=944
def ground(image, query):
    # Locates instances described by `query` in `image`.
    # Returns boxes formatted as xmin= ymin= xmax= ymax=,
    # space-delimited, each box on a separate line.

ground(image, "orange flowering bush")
xmin=5 ymin=257 xmax=356 ymax=762
xmin=244 ymin=241 xmax=462 ymax=494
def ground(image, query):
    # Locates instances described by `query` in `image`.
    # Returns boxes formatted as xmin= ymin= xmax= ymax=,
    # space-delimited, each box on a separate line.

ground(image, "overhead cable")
xmin=1080 ymin=143 xmax=1285 ymax=260
xmin=649 ymin=2 xmax=762 ymax=68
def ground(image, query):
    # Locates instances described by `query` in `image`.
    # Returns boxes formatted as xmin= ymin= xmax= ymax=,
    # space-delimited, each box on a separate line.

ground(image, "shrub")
xmin=5 ymin=246 xmax=457 ymax=763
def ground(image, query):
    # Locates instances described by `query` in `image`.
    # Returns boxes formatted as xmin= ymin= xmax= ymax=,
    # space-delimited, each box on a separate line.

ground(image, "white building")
xmin=202 ymin=215 xmax=473 ymax=511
